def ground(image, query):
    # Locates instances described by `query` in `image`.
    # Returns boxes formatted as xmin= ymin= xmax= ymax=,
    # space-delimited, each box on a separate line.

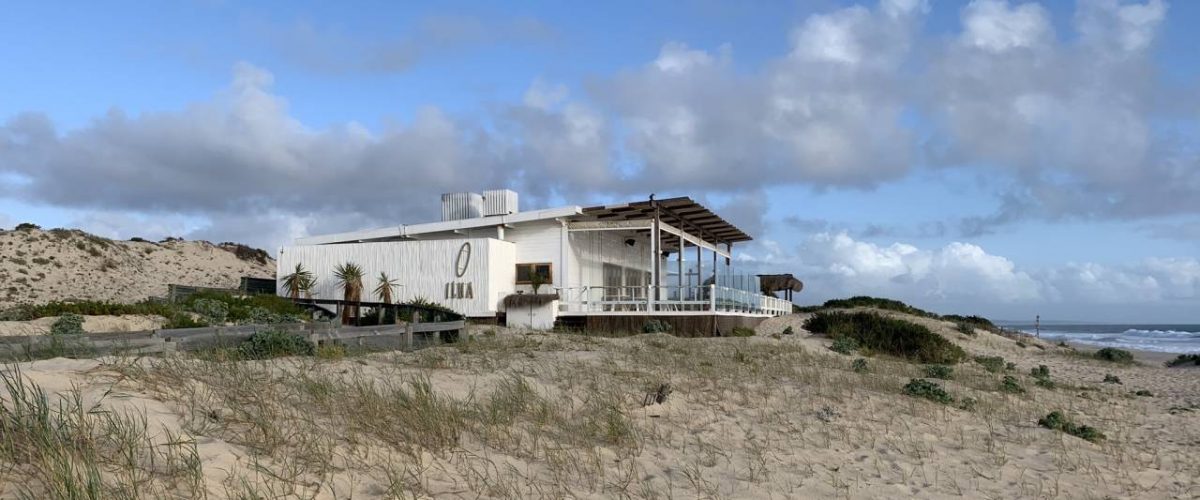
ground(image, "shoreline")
xmin=1060 ymin=340 xmax=1182 ymax=365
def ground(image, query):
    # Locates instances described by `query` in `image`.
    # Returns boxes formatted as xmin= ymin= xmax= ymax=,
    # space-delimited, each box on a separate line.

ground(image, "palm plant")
xmin=280 ymin=263 xmax=314 ymax=299
xmin=299 ymin=274 xmax=317 ymax=298
xmin=374 ymin=272 xmax=398 ymax=304
xmin=374 ymin=272 xmax=399 ymax=325
xmin=333 ymin=262 xmax=365 ymax=324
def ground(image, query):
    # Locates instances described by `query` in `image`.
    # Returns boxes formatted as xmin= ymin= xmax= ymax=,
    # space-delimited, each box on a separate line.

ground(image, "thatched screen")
xmin=502 ymin=293 xmax=560 ymax=308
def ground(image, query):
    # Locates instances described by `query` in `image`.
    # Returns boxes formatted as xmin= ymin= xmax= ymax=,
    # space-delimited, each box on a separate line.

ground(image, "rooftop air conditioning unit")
xmin=482 ymin=189 xmax=519 ymax=216
xmin=441 ymin=192 xmax=484 ymax=221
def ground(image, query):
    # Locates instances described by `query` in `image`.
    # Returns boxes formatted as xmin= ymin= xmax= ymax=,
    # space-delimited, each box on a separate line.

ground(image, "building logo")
xmin=446 ymin=242 xmax=474 ymax=300
xmin=455 ymin=242 xmax=471 ymax=277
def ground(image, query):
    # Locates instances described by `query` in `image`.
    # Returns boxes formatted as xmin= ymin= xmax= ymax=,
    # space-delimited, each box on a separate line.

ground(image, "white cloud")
xmin=749 ymin=231 xmax=1200 ymax=313
xmin=961 ymin=0 xmax=1053 ymax=53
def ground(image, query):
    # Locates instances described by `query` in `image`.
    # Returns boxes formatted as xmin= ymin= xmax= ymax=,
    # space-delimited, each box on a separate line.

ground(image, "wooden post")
xmin=407 ymin=311 xmax=419 ymax=350
xmin=652 ymin=201 xmax=662 ymax=309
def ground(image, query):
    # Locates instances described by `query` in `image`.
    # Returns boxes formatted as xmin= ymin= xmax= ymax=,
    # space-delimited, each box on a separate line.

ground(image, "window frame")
xmin=515 ymin=262 xmax=553 ymax=285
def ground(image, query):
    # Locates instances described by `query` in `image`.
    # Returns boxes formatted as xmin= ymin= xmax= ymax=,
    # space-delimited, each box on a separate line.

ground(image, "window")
xmin=515 ymin=263 xmax=553 ymax=284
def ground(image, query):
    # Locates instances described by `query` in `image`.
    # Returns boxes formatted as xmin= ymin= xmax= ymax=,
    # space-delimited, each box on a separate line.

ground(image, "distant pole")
xmin=1035 ymin=314 xmax=1040 ymax=338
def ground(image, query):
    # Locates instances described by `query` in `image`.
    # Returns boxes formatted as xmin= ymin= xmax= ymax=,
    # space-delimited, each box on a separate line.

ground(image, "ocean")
xmin=999 ymin=322 xmax=1200 ymax=354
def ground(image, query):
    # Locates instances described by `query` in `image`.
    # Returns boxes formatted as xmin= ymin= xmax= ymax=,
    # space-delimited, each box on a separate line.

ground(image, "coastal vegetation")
xmin=804 ymin=310 xmax=966 ymax=364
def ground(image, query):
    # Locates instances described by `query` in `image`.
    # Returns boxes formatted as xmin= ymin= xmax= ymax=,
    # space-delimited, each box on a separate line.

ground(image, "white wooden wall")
xmin=277 ymin=238 xmax=515 ymax=317
xmin=504 ymin=220 xmax=566 ymax=292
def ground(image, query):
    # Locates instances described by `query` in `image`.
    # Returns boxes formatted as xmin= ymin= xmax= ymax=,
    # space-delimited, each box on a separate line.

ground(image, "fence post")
xmin=406 ymin=311 xmax=419 ymax=350
xmin=709 ymin=284 xmax=716 ymax=312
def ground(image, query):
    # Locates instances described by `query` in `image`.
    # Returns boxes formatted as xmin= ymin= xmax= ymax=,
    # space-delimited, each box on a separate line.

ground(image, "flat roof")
xmin=295 ymin=196 xmax=752 ymax=247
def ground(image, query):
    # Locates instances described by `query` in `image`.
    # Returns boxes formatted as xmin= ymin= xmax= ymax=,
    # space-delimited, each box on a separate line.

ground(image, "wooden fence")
xmin=0 ymin=319 xmax=465 ymax=360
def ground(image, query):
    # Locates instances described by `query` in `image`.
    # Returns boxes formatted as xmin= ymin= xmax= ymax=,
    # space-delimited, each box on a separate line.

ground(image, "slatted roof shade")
xmin=578 ymin=197 xmax=753 ymax=248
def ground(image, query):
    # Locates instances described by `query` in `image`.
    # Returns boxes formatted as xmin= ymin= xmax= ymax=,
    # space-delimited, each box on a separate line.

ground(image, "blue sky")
xmin=1 ymin=0 xmax=1198 ymax=322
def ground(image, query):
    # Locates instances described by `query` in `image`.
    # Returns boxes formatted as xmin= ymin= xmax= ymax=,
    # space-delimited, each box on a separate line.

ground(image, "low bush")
xmin=903 ymin=379 xmax=954 ymax=405
xmin=804 ymin=311 xmax=965 ymax=364
xmin=1103 ymin=374 xmax=1122 ymax=384
xmin=14 ymin=222 xmax=40 ymax=231
xmin=955 ymin=322 xmax=977 ymax=336
xmin=1035 ymin=377 xmax=1056 ymax=389
xmin=924 ymin=364 xmax=954 ymax=380
xmin=1005 ymin=362 xmax=1017 ymax=371
xmin=642 ymin=320 xmax=672 ymax=334
xmin=1094 ymin=347 xmax=1135 ymax=364
xmin=1000 ymin=375 xmax=1025 ymax=394
xmin=50 ymin=313 xmax=85 ymax=336
xmin=851 ymin=358 xmax=869 ymax=373
xmin=958 ymin=397 xmax=978 ymax=412
xmin=829 ymin=336 xmax=859 ymax=355
xmin=974 ymin=356 xmax=1006 ymax=373
xmin=190 ymin=298 xmax=229 ymax=325
xmin=729 ymin=326 xmax=756 ymax=337
xmin=1038 ymin=411 xmax=1105 ymax=442
xmin=238 ymin=330 xmax=315 ymax=359
xmin=1166 ymin=354 xmax=1200 ymax=367
xmin=1134 ymin=389 xmax=1153 ymax=397
xmin=1030 ymin=365 xmax=1050 ymax=379
xmin=941 ymin=314 xmax=998 ymax=332
xmin=781 ymin=326 xmax=794 ymax=335
xmin=818 ymin=296 xmax=937 ymax=317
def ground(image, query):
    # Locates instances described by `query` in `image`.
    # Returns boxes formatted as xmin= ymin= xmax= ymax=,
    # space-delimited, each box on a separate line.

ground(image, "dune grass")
xmin=804 ymin=311 xmax=966 ymax=364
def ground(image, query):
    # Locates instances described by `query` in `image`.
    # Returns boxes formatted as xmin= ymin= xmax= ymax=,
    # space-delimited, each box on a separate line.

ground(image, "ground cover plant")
xmin=1166 ymin=354 xmax=1200 ymax=367
xmin=804 ymin=311 xmax=965 ymax=364
xmin=1038 ymin=411 xmax=1106 ymax=443
xmin=1094 ymin=348 xmax=1135 ymax=364
xmin=903 ymin=379 xmax=954 ymax=404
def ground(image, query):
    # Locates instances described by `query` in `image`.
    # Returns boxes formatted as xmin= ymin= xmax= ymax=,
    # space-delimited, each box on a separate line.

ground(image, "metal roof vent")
xmin=441 ymin=192 xmax=484 ymax=221
xmin=482 ymin=189 xmax=519 ymax=216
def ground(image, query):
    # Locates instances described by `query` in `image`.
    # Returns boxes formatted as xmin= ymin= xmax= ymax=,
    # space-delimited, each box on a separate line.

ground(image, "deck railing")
xmin=556 ymin=285 xmax=792 ymax=316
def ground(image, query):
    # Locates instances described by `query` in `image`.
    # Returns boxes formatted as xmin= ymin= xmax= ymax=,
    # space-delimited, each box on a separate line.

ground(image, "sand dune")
xmin=2 ymin=310 xmax=1197 ymax=498
xmin=0 ymin=227 xmax=275 ymax=309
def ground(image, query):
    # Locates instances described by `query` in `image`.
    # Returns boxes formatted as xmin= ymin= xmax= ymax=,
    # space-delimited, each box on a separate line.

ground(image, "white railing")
xmin=556 ymin=285 xmax=791 ymax=316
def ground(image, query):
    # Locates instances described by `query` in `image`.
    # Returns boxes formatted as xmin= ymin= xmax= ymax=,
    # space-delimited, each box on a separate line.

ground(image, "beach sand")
xmin=2 ymin=309 xmax=1198 ymax=498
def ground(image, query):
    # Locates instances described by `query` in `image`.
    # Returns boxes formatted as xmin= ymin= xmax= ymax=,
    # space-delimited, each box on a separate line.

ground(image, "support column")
xmin=678 ymin=234 xmax=685 ymax=300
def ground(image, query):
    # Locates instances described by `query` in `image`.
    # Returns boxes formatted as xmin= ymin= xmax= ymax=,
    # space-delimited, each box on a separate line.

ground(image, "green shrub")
xmin=183 ymin=292 xmax=304 ymax=324
xmin=851 ymin=358 xmax=869 ymax=373
xmin=804 ymin=311 xmax=965 ymax=364
xmin=1005 ymin=362 xmax=1017 ymax=371
xmin=924 ymin=364 xmax=954 ymax=380
xmin=1102 ymin=374 xmax=1122 ymax=384
xmin=941 ymin=314 xmax=998 ymax=332
xmin=642 ymin=320 xmax=672 ymax=334
xmin=1030 ymin=365 xmax=1050 ymax=379
xmin=1094 ymin=347 xmax=1134 ymax=364
xmin=1000 ymin=375 xmax=1025 ymax=394
xmin=163 ymin=313 xmax=205 ymax=329
xmin=781 ymin=326 xmax=794 ymax=335
xmin=14 ymin=222 xmax=40 ymax=231
xmin=958 ymin=397 xmax=978 ymax=412
xmin=956 ymin=322 xmax=977 ymax=336
xmin=818 ymin=296 xmax=938 ymax=317
xmin=238 ymin=330 xmax=315 ymax=359
xmin=1165 ymin=354 xmax=1200 ymax=367
xmin=729 ymin=326 xmax=756 ymax=337
xmin=1134 ymin=389 xmax=1153 ymax=397
xmin=50 ymin=313 xmax=85 ymax=336
xmin=829 ymin=336 xmax=859 ymax=355
xmin=974 ymin=356 xmax=1006 ymax=373
xmin=903 ymin=379 xmax=954 ymax=405
xmin=1038 ymin=411 xmax=1105 ymax=442
xmin=1035 ymin=377 xmax=1056 ymax=389
xmin=1016 ymin=341 xmax=1027 ymax=348
xmin=190 ymin=298 xmax=228 ymax=325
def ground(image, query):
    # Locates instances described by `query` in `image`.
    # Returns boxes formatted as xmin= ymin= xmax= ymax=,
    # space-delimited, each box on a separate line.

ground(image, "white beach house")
xmin=277 ymin=190 xmax=794 ymax=333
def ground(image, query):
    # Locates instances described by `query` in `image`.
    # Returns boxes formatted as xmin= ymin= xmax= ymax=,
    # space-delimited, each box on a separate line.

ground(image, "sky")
xmin=1 ymin=0 xmax=1198 ymax=322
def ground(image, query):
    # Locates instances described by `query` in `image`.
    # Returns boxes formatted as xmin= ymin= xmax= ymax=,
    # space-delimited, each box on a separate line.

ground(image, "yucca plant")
xmin=299 ymin=274 xmax=317 ymax=298
xmin=281 ymin=263 xmax=314 ymax=299
xmin=333 ymin=262 xmax=365 ymax=324
xmin=375 ymin=272 xmax=398 ymax=304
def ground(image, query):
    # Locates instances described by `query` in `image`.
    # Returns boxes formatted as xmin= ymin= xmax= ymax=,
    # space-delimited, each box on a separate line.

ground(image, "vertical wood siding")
xmin=277 ymin=238 xmax=513 ymax=317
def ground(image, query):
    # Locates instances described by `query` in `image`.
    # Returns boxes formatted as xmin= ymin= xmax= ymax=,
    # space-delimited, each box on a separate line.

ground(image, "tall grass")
xmin=0 ymin=366 xmax=202 ymax=498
